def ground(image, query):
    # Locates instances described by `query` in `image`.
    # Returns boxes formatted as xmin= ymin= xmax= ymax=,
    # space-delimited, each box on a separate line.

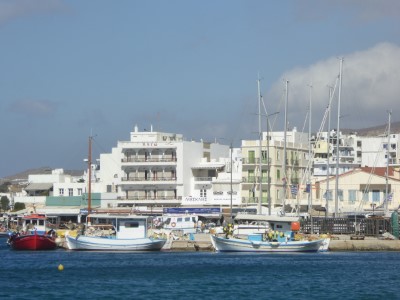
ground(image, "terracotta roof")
xmin=360 ymin=167 xmax=394 ymax=177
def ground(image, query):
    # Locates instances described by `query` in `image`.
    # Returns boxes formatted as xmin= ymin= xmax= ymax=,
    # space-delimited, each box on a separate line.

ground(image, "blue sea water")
xmin=1 ymin=238 xmax=400 ymax=300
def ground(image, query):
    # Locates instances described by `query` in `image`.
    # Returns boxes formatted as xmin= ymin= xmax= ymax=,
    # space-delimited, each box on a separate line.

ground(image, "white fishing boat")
xmin=66 ymin=136 xmax=165 ymax=251
xmin=211 ymin=214 xmax=328 ymax=253
xmin=66 ymin=214 xmax=166 ymax=251
xmin=210 ymin=234 xmax=324 ymax=252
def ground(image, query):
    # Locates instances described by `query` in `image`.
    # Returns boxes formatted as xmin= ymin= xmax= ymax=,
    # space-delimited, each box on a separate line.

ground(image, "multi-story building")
xmin=99 ymin=125 xmax=234 ymax=210
xmin=240 ymin=128 xmax=310 ymax=213
xmin=360 ymin=134 xmax=399 ymax=167
xmin=313 ymin=131 xmax=361 ymax=177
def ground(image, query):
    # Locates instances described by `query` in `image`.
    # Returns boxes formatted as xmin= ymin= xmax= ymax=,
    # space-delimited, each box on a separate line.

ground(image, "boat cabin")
xmin=88 ymin=214 xmax=149 ymax=239
xmin=235 ymin=214 xmax=300 ymax=233
xmin=19 ymin=214 xmax=49 ymax=235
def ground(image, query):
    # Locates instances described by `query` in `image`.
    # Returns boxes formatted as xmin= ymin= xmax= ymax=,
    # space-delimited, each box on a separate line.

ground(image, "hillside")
xmin=1 ymin=167 xmax=84 ymax=183
xmin=342 ymin=121 xmax=400 ymax=136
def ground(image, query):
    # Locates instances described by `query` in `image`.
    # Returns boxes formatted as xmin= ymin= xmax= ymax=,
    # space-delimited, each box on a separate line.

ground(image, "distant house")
xmin=313 ymin=167 xmax=400 ymax=214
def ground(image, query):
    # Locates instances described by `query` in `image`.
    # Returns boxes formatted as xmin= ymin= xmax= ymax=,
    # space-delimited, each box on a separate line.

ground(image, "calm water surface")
xmin=0 ymin=238 xmax=400 ymax=299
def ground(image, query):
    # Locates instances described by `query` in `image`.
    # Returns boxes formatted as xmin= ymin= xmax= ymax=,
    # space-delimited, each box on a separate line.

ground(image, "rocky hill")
xmin=1 ymin=167 xmax=83 ymax=183
xmin=342 ymin=121 xmax=400 ymax=136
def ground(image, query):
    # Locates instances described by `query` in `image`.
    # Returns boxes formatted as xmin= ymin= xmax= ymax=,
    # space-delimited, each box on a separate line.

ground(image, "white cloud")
xmin=0 ymin=0 xmax=69 ymax=25
xmin=267 ymin=43 xmax=400 ymax=131
xmin=295 ymin=0 xmax=400 ymax=23
xmin=9 ymin=99 xmax=58 ymax=117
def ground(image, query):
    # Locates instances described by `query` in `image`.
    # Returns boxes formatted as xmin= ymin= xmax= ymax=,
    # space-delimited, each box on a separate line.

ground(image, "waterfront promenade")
xmin=168 ymin=233 xmax=400 ymax=252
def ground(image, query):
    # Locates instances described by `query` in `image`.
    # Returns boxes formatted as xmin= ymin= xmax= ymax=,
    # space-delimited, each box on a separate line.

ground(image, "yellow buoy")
xmin=58 ymin=264 xmax=64 ymax=271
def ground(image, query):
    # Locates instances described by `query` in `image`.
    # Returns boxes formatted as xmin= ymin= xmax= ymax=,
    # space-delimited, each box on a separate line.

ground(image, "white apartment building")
xmin=360 ymin=134 xmax=399 ymax=167
xmin=99 ymin=125 xmax=235 ymax=209
xmin=313 ymin=131 xmax=400 ymax=177
xmin=313 ymin=131 xmax=361 ymax=177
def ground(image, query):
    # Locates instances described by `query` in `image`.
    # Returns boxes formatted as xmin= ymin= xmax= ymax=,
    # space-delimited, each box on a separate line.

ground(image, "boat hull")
xmin=66 ymin=235 xmax=166 ymax=251
xmin=210 ymin=235 xmax=325 ymax=253
xmin=9 ymin=234 xmax=57 ymax=251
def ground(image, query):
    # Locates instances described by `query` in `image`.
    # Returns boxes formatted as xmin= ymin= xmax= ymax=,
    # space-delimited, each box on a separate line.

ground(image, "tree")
xmin=13 ymin=202 xmax=25 ymax=212
xmin=0 ymin=182 xmax=11 ymax=193
xmin=0 ymin=196 xmax=10 ymax=212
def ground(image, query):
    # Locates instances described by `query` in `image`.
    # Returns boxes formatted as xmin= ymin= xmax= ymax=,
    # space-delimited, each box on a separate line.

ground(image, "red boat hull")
xmin=10 ymin=234 xmax=57 ymax=251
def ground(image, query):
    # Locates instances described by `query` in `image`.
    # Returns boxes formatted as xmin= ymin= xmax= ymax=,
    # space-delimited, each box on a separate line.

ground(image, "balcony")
xmin=242 ymin=158 xmax=271 ymax=165
xmin=194 ymin=177 xmax=212 ymax=183
xmin=121 ymin=157 xmax=177 ymax=167
xmin=242 ymin=177 xmax=271 ymax=184
xmin=121 ymin=177 xmax=177 ymax=185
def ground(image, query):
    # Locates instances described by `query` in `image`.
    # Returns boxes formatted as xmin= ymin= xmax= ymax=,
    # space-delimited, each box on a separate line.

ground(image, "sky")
xmin=1 ymin=0 xmax=400 ymax=178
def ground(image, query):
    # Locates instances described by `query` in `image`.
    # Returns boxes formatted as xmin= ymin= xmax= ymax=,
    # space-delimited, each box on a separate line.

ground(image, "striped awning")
xmin=191 ymin=163 xmax=225 ymax=169
xmin=24 ymin=183 xmax=53 ymax=191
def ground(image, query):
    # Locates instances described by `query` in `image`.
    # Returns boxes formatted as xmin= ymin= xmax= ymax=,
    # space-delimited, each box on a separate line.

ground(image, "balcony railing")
xmin=121 ymin=177 xmax=176 ymax=182
xmin=242 ymin=158 xmax=272 ymax=164
xmin=118 ymin=196 xmax=182 ymax=201
xmin=124 ymin=196 xmax=179 ymax=200
xmin=242 ymin=177 xmax=271 ymax=183
xmin=194 ymin=177 xmax=212 ymax=182
xmin=122 ymin=157 xmax=177 ymax=163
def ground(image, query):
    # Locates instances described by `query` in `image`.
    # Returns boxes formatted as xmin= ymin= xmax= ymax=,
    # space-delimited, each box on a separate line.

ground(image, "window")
xmin=362 ymin=191 xmax=369 ymax=202
xmin=59 ymin=188 xmax=64 ymax=196
xmin=248 ymin=150 xmax=255 ymax=164
xmin=338 ymin=190 xmax=343 ymax=201
xmin=200 ymin=189 xmax=207 ymax=197
xmin=261 ymin=150 xmax=268 ymax=163
xmin=77 ymin=188 xmax=82 ymax=196
xmin=125 ymin=222 xmax=139 ymax=228
xmin=107 ymin=185 xmax=112 ymax=193
xmin=277 ymin=169 xmax=281 ymax=180
xmin=248 ymin=170 xmax=255 ymax=183
xmin=372 ymin=190 xmax=380 ymax=202
xmin=68 ymin=188 xmax=73 ymax=196
xmin=348 ymin=190 xmax=357 ymax=203
xmin=324 ymin=190 xmax=332 ymax=201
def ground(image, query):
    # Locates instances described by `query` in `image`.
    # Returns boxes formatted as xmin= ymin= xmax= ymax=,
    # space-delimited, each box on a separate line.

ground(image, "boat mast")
xmin=308 ymin=84 xmax=313 ymax=230
xmin=257 ymin=77 xmax=262 ymax=215
xmin=267 ymin=113 xmax=271 ymax=216
xmin=326 ymin=86 xmax=332 ymax=218
xmin=335 ymin=58 xmax=343 ymax=217
xmin=385 ymin=110 xmax=392 ymax=216
xmin=87 ymin=136 xmax=92 ymax=225
xmin=282 ymin=80 xmax=288 ymax=215
xmin=230 ymin=141 xmax=233 ymax=222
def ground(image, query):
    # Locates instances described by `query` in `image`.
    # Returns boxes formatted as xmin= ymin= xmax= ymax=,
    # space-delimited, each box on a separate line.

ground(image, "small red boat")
xmin=8 ymin=214 xmax=57 ymax=251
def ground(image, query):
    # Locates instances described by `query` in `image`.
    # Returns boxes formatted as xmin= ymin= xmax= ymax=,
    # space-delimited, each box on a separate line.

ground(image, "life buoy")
xmin=171 ymin=222 xmax=176 ymax=228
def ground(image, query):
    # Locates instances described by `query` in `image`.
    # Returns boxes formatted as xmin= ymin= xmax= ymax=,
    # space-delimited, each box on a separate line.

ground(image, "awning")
xmin=24 ymin=183 xmax=53 ymax=191
xmin=191 ymin=163 xmax=225 ymax=170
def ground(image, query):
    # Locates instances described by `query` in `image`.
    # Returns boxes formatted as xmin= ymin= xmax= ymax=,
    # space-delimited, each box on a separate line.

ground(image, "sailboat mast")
xmin=335 ymin=58 xmax=343 ymax=217
xmin=87 ymin=136 xmax=92 ymax=225
xmin=308 ymin=84 xmax=313 ymax=226
xmin=282 ymin=80 xmax=288 ymax=215
xmin=257 ymin=77 xmax=262 ymax=214
xmin=385 ymin=110 xmax=392 ymax=215
xmin=326 ymin=86 xmax=332 ymax=218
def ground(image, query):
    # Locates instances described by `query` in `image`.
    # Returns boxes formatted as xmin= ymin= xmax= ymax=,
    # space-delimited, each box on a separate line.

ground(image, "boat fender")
xmin=171 ymin=222 xmax=176 ymax=228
